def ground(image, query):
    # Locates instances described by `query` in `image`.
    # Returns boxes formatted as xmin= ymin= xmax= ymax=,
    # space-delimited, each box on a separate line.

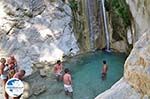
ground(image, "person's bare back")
xmin=63 ymin=68 xmax=73 ymax=97
xmin=102 ymin=64 xmax=108 ymax=74
xmin=63 ymin=73 xmax=72 ymax=85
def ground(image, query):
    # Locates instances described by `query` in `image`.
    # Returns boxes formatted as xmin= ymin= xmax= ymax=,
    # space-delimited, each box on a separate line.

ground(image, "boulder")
xmin=40 ymin=69 xmax=47 ymax=77
xmin=95 ymin=78 xmax=141 ymax=99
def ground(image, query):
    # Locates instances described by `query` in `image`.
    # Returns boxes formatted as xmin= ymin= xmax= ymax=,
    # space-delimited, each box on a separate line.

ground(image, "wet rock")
xmin=32 ymin=85 xmax=47 ymax=96
xmin=40 ymin=69 xmax=47 ymax=77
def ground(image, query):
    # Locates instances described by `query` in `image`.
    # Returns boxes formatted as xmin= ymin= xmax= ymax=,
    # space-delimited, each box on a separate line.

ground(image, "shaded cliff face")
xmin=0 ymin=0 xmax=79 ymax=75
xmin=71 ymin=0 xmax=104 ymax=51
xmin=72 ymin=0 xmax=133 ymax=53
xmin=126 ymin=0 xmax=150 ymax=40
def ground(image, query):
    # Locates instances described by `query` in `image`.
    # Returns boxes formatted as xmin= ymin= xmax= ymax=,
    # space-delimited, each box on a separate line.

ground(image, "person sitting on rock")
xmin=53 ymin=60 xmax=63 ymax=81
xmin=12 ymin=69 xmax=26 ymax=99
xmin=63 ymin=68 xmax=73 ymax=97
xmin=7 ymin=55 xmax=18 ymax=78
xmin=101 ymin=60 xmax=108 ymax=80
xmin=0 ymin=58 xmax=9 ymax=99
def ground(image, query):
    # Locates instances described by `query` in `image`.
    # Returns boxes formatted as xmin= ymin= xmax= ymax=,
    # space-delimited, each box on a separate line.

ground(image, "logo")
xmin=5 ymin=78 xmax=24 ymax=97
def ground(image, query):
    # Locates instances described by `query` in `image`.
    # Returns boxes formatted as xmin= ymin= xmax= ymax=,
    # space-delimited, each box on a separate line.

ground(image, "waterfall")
xmin=101 ymin=0 xmax=110 ymax=51
xmin=87 ymin=0 xmax=95 ymax=49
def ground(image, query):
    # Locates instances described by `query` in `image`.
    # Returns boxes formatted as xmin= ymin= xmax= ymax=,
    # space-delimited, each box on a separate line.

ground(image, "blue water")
xmin=31 ymin=51 xmax=126 ymax=99
xmin=64 ymin=51 xmax=126 ymax=99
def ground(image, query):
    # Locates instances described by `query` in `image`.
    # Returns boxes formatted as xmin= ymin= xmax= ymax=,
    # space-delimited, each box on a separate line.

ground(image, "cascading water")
xmin=87 ymin=0 xmax=95 ymax=50
xmin=101 ymin=0 xmax=110 ymax=51
xmin=86 ymin=0 xmax=110 ymax=51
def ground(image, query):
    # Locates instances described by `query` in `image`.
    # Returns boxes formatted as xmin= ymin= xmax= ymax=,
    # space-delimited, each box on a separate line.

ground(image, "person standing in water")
xmin=63 ymin=68 xmax=73 ymax=97
xmin=101 ymin=60 xmax=108 ymax=80
xmin=53 ymin=60 xmax=63 ymax=81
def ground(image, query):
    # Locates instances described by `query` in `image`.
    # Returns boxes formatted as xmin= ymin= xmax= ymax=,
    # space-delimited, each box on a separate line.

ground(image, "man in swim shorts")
xmin=53 ymin=60 xmax=63 ymax=81
xmin=0 ymin=58 xmax=9 ymax=99
xmin=63 ymin=68 xmax=73 ymax=97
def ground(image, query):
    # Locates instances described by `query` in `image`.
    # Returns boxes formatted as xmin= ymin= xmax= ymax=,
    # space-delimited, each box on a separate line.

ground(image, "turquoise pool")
xmin=31 ymin=51 xmax=126 ymax=99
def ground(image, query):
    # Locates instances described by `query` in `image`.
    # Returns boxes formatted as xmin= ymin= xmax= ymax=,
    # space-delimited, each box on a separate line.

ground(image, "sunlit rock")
xmin=95 ymin=78 xmax=141 ymax=99
xmin=126 ymin=0 xmax=150 ymax=40
xmin=96 ymin=31 xmax=150 ymax=99
xmin=0 ymin=0 xmax=79 ymax=75
xmin=124 ymin=31 xmax=150 ymax=95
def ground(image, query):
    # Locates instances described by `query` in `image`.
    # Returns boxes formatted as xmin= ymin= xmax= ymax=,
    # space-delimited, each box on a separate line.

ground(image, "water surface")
xmin=31 ymin=51 xmax=126 ymax=99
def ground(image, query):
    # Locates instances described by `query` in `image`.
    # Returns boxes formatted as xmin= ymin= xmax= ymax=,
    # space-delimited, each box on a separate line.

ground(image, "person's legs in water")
xmin=56 ymin=73 xmax=62 ymax=82
xmin=69 ymin=92 xmax=73 ymax=99
xmin=57 ymin=75 xmax=60 ymax=81
xmin=101 ymin=73 xmax=106 ymax=80
xmin=55 ymin=74 xmax=60 ymax=81
xmin=64 ymin=86 xmax=69 ymax=95
xmin=65 ymin=85 xmax=73 ymax=97
xmin=58 ymin=75 xmax=62 ymax=81
xmin=65 ymin=90 xmax=69 ymax=95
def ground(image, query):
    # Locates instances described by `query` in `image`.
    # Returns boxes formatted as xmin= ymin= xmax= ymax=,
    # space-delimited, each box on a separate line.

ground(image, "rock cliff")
xmin=126 ymin=0 xmax=150 ymax=41
xmin=96 ymin=31 xmax=150 ymax=99
xmin=96 ymin=0 xmax=150 ymax=98
xmin=0 ymin=0 xmax=79 ymax=75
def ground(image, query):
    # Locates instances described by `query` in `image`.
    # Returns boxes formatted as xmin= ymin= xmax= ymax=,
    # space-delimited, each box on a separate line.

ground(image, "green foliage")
xmin=107 ymin=0 xmax=131 ymax=27
xmin=69 ymin=0 xmax=78 ymax=11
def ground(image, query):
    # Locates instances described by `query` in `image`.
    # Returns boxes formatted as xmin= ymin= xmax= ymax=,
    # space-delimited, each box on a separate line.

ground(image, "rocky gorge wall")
xmin=0 ymin=0 xmax=79 ymax=75
xmin=96 ymin=31 xmax=150 ymax=99
xmin=126 ymin=0 xmax=150 ymax=41
xmin=71 ymin=0 xmax=133 ymax=53
xmin=96 ymin=0 xmax=150 ymax=99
